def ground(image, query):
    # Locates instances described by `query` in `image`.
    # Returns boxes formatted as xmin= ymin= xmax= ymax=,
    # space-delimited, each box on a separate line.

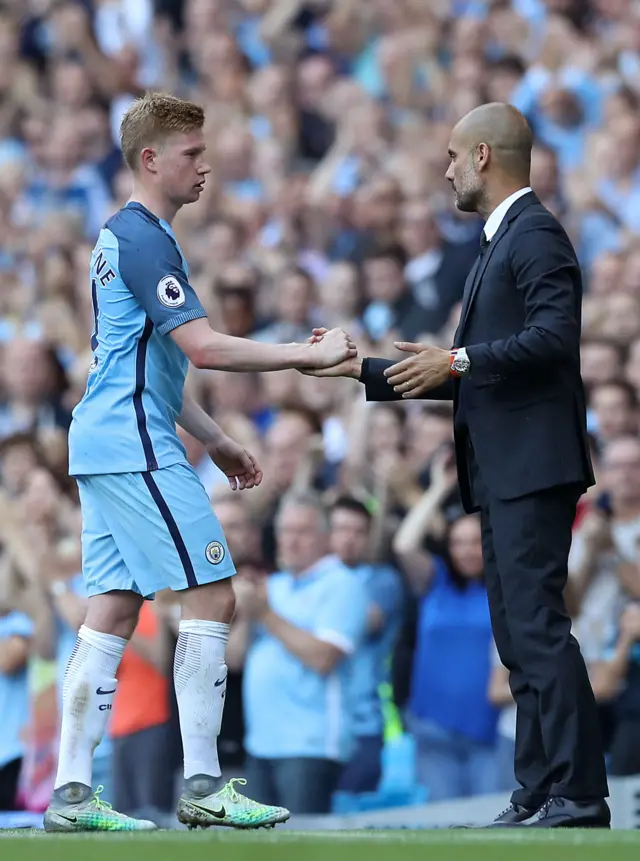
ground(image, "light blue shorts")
xmin=77 ymin=463 xmax=235 ymax=599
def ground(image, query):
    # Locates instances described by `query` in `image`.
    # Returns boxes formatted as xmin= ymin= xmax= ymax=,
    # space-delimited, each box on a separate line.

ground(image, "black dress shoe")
xmin=482 ymin=803 xmax=538 ymax=828
xmin=524 ymin=797 xmax=611 ymax=829
xmin=453 ymin=803 xmax=537 ymax=829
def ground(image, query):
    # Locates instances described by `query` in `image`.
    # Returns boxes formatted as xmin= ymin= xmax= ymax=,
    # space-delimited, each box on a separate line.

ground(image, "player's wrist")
xmin=203 ymin=426 xmax=228 ymax=450
xmin=292 ymin=342 xmax=316 ymax=370
xmin=348 ymin=357 xmax=363 ymax=379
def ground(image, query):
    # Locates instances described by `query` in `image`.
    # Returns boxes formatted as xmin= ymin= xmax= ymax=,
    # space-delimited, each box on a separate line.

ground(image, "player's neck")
xmin=128 ymin=185 xmax=179 ymax=225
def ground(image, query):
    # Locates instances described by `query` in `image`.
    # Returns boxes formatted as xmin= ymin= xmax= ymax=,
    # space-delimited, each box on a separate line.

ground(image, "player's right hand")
xmin=299 ymin=328 xmax=360 ymax=378
xmin=307 ymin=328 xmax=358 ymax=376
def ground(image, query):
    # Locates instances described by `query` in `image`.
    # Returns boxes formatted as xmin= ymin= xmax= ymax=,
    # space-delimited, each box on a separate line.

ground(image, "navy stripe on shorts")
xmin=141 ymin=472 xmax=198 ymax=589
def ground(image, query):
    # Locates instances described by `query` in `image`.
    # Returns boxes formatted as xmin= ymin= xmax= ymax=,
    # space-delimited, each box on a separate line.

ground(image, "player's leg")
xmin=44 ymin=477 xmax=156 ymax=833
xmin=175 ymin=579 xmax=234 ymax=783
xmin=96 ymin=463 xmax=289 ymax=829
xmin=175 ymin=580 xmax=285 ymax=830
xmin=54 ymin=591 xmax=140 ymax=792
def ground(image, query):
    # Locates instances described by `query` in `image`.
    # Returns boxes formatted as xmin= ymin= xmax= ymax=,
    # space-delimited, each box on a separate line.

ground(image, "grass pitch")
xmin=1 ymin=828 xmax=640 ymax=861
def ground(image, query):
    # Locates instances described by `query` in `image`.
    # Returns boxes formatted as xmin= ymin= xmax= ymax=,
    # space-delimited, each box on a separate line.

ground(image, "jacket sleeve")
xmin=360 ymin=358 xmax=454 ymax=402
xmin=464 ymin=216 xmax=581 ymax=381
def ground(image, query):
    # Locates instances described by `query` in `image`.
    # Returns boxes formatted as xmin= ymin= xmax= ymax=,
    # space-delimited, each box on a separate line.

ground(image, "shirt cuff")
xmin=315 ymin=628 xmax=355 ymax=655
xmin=157 ymin=307 xmax=208 ymax=336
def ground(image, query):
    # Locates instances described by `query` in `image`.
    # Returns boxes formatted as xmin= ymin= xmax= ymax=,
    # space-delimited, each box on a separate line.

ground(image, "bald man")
xmin=307 ymin=103 xmax=610 ymax=829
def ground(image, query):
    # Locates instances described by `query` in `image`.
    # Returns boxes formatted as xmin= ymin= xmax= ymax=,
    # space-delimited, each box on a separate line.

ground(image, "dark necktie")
xmin=480 ymin=230 xmax=490 ymax=253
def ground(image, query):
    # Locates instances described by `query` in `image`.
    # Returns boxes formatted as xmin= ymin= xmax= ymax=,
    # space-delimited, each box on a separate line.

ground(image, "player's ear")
xmin=140 ymin=146 xmax=158 ymax=173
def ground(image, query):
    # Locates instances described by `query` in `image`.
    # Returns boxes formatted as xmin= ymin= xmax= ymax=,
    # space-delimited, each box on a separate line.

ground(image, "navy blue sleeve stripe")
xmin=157 ymin=307 xmax=208 ymax=337
xmin=90 ymin=278 xmax=99 ymax=352
xmin=141 ymin=472 xmax=198 ymax=588
xmin=133 ymin=316 xmax=158 ymax=472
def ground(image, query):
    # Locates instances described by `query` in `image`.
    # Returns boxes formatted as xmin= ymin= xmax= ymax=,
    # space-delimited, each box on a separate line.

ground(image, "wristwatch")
xmin=449 ymin=347 xmax=471 ymax=378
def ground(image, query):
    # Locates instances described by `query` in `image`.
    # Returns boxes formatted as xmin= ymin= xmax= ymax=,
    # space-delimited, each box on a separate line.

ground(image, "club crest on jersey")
xmin=157 ymin=275 xmax=185 ymax=308
xmin=205 ymin=541 xmax=225 ymax=565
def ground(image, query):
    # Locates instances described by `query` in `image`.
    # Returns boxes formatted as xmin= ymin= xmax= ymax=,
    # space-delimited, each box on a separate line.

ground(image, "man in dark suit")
xmin=306 ymin=103 xmax=610 ymax=828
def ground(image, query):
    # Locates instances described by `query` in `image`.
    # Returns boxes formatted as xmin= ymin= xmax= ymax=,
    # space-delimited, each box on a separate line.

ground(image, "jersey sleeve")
xmin=115 ymin=223 xmax=207 ymax=336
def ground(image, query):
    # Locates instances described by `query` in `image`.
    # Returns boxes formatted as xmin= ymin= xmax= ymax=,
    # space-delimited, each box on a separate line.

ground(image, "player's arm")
xmin=171 ymin=318 xmax=355 ymax=374
xmin=116 ymin=225 xmax=355 ymax=372
xmin=177 ymin=394 xmax=229 ymax=448
xmin=178 ymin=394 xmax=262 ymax=490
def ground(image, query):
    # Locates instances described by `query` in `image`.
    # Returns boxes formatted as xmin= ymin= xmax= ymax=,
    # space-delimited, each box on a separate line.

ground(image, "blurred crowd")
xmin=3 ymin=0 xmax=640 ymax=820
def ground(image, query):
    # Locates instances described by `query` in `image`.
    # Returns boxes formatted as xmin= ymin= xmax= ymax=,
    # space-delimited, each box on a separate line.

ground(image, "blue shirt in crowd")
xmin=243 ymin=556 xmax=369 ymax=762
xmin=339 ymin=560 xmax=404 ymax=738
xmin=0 ymin=611 xmax=34 ymax=769
xmin=409 ymin=557 xmax=498 ymax=745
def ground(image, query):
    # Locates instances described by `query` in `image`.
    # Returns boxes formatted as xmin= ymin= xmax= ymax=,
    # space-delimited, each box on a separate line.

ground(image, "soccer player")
xmin=43 ymin=93 xmax=355 ymax=833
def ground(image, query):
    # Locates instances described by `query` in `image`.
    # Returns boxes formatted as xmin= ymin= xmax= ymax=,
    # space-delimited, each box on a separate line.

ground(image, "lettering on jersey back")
xmin=94 ymin=251 xmax=116 ymax=287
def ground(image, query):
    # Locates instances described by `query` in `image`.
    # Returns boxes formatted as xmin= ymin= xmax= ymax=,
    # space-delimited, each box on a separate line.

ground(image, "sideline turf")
xmin=1 ymin=828 xmax=640 ymax=861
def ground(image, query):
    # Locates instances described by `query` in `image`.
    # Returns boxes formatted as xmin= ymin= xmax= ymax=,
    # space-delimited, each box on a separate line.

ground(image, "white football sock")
xmin=54 ymin=625 xmax=127 ymax=790
xmin=174 ymin=619 xmax=230 ymax=780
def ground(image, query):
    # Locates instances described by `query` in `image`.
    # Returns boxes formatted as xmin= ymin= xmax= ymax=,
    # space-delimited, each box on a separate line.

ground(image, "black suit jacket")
xmin=360 ymin=192 xmax=595 ymax=513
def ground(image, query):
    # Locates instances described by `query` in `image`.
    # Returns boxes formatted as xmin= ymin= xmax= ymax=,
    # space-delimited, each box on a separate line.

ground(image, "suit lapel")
xmin=455 ymin=217 xmax=510 ymax=345
xmin=454 ymin=255 xmax=482 ymax=346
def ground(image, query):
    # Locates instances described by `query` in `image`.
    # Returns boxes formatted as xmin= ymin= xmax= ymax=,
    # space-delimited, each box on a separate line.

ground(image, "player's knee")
xmin=181 ymin=577 xmax=236 ymax=623
xmin=85 ymin=591 xmax=144 ymax=640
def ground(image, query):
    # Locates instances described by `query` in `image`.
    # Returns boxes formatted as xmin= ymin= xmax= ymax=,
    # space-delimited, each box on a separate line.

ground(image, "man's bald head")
xmin=455 ymin=102 xmax=532 ymax=177
xmin=445 ymin=102 xmax=533 ymax=215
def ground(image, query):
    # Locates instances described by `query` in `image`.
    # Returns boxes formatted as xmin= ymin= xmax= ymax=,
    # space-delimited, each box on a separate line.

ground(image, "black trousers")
xmin=471 ymin=456 xmax=608 ymax=807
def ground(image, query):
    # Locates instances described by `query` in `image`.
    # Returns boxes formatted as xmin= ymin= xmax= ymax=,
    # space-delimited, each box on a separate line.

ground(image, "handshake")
xmin=299 ymin=327 xmax=454 ymax=397
xmin=299 ymin=327 xmax=361 ymax=379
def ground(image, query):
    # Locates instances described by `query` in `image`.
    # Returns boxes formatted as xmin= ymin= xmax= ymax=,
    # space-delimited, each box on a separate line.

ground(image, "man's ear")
xmin=475 ymin=142 xmax=491 ymax=172
xmin=140 ymin=146 xmax=158 ymax=173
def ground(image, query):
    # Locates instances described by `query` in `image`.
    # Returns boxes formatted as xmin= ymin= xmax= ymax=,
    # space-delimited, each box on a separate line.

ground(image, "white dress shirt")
xmin=483 ymin=187 xmax=532 ymax=241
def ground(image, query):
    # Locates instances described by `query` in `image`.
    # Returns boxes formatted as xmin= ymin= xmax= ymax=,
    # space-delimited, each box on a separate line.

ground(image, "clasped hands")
xmin=208 ymin=329 xmax=449 ymax=492
xmin=305 ymin=328 xmax=451 ymax=398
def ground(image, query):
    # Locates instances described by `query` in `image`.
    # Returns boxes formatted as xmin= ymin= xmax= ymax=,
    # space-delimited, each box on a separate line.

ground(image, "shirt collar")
xmin=483 ymin=187 xmax=532 ymax=241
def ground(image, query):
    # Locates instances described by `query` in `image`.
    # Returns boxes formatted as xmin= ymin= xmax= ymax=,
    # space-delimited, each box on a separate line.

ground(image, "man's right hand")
xmin=303 ymin=327 xmax=359 ymax=372
xmin=301 ymin=328 xmax=362 ymax=378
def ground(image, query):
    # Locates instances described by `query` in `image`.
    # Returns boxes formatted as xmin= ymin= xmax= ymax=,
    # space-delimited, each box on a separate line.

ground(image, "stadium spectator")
xmin=328 ymin=495 xmax=404 ymax=794
xmin=241 ymin=492 xmax=368 ymax=814
xmin=393 ymin=449 xmax=499 ymax=802
xmin=591 ymin=600 xmax=640 ymax=776
xmin=0 ymin=605 xmax=33 ymax=810
xmin=602 ymin=437 xmax=640 ymax=578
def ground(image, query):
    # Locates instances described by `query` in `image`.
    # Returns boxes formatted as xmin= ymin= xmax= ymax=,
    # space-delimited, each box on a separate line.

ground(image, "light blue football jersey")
xmin=69 ymin=202 xmax=208 ymax=476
